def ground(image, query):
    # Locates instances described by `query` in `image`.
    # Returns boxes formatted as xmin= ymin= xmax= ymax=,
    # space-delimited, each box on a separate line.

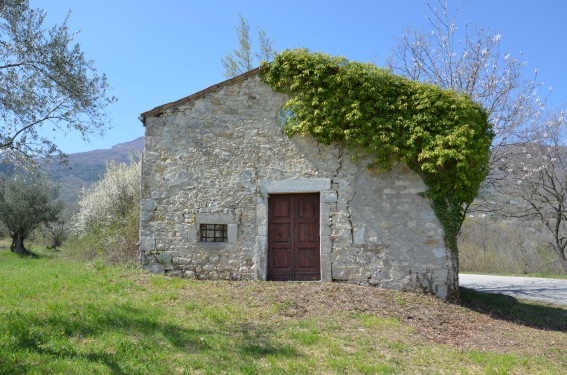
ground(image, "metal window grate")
xmin=199 ymin=224 xmax=228 ymax=242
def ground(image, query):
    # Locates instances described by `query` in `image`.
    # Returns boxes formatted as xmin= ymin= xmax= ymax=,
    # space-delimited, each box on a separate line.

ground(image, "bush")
xmin=459 ymin=216 xmax=566 ymax=275
xmin=66 ymin=158 xmax=140 ymax=265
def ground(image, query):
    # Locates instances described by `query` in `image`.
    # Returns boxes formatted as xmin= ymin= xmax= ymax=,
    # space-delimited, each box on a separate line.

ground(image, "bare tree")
xmin=387 ymin=0 xmax=547 ymax=190
xmin=386 ymin=0 xmax=567 ymax=273
xmin=491 ymin=111 xmax=567 ymax=272
xmin=0 ymin=0 xmax=116 ymax=163
xmin=221 ymin=14 xmax=276 ymax=78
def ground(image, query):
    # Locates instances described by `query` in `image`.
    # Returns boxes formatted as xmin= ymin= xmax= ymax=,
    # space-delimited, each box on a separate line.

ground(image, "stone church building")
xmin=138 ymin=69 xmax=457 ymax=299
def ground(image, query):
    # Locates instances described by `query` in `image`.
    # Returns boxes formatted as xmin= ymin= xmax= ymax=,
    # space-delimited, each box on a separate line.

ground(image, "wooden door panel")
xmin=296 ymin=247 xmax=319 ymax=269
xmin=297 ymin=222 xmax=318 ymax=243
xmin=268 ymin=193 xmax=320 ymax=281
xmin=272 ymin=223 xmax=291 ymax=243
xmin=273 ymin=199 xmax=290 ymax=218
xmin=298 ymin=197 xmax=317 ymax=219
xmin=272 ymin=248 xmax=292 ymax=269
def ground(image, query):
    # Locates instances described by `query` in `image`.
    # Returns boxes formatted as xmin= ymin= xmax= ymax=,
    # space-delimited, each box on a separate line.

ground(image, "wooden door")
xmin=268 ymin=193 xmax=320 ymax=281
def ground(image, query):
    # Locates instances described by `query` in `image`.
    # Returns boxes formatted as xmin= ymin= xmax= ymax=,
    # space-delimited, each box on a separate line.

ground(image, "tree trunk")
xmin=558 ymin=252 xmax=567 ymax=274
xmin=13 ymin=233 xmax=32 ymax=256
xmin=10 ymin=234 xmax=16 ymax=252
xmin=551 ymin=241 xmax=567 ymax=274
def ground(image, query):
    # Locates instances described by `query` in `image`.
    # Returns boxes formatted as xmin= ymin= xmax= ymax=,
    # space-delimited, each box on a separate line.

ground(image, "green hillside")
xmin=41 ymin=137 xmax=144 ymax=206
xmin=0 ymin=248 xmax=566 ymax=374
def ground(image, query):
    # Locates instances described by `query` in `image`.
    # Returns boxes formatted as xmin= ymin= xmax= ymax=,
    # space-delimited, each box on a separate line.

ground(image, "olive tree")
xmin=0 ymin=0 xmax=115 ymax=163
xmin=0 ymin=170 xmax=62 ymax=255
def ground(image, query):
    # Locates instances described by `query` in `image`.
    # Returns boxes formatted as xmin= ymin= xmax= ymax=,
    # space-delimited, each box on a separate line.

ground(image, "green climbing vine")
xmin=260 ymin=49 xmax=494 ymax=254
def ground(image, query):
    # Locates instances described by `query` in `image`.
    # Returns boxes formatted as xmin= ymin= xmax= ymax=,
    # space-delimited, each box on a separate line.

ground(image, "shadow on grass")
xmin=1 ymin=303 xmax=298 ymax=374
xmin=460 ymin=287 xmax=567 ymax=332
xmin=6 ymin=249 xmax=40 ymax=259
xmin=238 ymin=322 xmax=298 ymax=359
xmin=0 ymin=247 xmax=58 ymax=260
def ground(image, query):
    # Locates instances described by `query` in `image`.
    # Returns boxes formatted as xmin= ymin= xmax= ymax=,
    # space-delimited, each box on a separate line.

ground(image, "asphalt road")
xmin=459 ymin=274 xmax=567 ymax=307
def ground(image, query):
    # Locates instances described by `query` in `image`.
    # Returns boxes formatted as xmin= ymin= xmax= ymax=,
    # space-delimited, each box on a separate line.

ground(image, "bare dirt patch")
xmin=218 ymin=281 xmax=567 ymax=355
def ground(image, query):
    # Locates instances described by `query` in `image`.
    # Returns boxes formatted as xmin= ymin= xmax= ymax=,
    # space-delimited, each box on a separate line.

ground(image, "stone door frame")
xmin=254 ymin=178 xmax=336 ymax=281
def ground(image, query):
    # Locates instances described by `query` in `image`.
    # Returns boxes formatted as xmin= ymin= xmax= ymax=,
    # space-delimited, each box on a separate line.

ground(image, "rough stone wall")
xmin=140 ymin=72 xmax=457 ymax=299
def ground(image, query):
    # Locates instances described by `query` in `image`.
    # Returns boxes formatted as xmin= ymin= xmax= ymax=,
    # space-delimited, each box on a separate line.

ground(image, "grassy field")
xmin=0 ymin=248 xmax=566 ymax=374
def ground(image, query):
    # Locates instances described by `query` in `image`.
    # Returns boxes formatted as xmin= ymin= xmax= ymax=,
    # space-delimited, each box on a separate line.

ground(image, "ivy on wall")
xmin=260 ymin=49 xmax=494 ymax=255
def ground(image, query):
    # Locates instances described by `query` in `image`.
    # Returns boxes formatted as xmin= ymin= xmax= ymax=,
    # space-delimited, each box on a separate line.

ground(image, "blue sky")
xmin=32 ymin=0 xmax=567 ymax=153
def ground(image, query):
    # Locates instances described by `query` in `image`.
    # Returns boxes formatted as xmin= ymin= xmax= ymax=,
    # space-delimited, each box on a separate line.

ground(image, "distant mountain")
xmin=43 ymin=137 xmax=144 ymax=207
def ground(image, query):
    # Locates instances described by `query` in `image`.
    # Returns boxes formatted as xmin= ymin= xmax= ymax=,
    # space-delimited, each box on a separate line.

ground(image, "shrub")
xmin=67 ymin=158 xmax=140 ymax=264
xmin=459 ymin=216 xmax=566 ymax=275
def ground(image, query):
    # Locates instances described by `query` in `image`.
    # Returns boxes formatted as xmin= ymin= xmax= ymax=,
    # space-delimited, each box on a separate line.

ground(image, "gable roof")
xmin=139 ymin=68 xmax=261 ymax=124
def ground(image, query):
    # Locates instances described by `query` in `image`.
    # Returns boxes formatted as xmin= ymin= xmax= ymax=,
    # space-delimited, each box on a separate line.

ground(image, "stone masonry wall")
xmin=140 ymin=72 xmax=457 ymax=299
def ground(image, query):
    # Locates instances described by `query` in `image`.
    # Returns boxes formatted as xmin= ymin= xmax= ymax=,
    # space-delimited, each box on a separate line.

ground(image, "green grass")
xmin=1 ymin=249 xmax=566 ymax=374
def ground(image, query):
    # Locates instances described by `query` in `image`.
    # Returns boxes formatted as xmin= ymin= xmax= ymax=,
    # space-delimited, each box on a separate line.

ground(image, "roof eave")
xmin=139 ymin=67 xmax=261 ymax=125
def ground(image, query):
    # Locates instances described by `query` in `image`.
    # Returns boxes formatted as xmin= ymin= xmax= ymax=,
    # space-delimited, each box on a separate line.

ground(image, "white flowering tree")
xmin=74 ymin=159 xmax=140 ymax=235
xmin=491 ymin=111 xmax=567 ymax=273
xmin=72 ymin=158 xmax=141 ymax=263
xmin=387 ymin=0 xmax=546 ymax=191
xmin=387 ymin=1 xmax=567 ymax=273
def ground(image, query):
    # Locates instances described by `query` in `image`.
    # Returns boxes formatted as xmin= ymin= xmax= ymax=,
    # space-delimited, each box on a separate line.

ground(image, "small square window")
xmin=199 ymin=224 xmax=228 ymax=242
